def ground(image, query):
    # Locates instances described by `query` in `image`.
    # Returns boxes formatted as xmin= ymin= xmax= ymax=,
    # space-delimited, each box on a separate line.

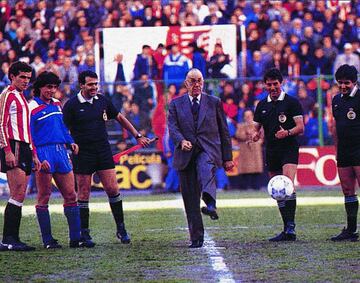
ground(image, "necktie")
xmin=192 ymin=97 xmax=199 ymax=121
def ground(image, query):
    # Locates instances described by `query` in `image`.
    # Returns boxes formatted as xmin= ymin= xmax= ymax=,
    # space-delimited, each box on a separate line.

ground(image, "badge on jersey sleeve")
xmin=278 ymin=112 xmax=287 ymax=123
xmin=347 ymin=108 xmax=356 ymax=120
xmin=103 ymin=110 xmax=108 ymax=121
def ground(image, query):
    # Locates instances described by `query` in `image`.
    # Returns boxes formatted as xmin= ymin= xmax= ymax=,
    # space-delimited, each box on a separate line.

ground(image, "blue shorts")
xmin=37 ymin=144 xmax=72 ymax=174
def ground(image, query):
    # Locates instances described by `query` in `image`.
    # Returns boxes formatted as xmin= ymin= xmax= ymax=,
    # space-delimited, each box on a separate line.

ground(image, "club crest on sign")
xmin=347 ymin=108 xmax=356 ymax=120
xmin=278 ymin=113 xmax=287 ymax=123
xmin=103 ymin=110 xmax=108 ymax=121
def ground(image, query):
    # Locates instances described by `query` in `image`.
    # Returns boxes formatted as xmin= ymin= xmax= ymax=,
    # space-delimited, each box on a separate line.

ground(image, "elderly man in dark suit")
xmin=168 ymin=68 xmax=234 ymax=248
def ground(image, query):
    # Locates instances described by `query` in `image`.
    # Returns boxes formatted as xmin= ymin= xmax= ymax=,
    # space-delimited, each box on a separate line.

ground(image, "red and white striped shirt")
xmin=0 ymin=85 xmax=33 ymax=152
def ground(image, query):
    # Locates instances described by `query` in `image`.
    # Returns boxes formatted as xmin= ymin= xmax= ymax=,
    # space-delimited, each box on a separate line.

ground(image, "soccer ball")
xmin=267 ymin=175 xmax=294 ymax=200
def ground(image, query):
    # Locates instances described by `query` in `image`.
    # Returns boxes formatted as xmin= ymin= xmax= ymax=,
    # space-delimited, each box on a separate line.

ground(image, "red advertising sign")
xmin=295 ymin=146 xmax=339 ymax=186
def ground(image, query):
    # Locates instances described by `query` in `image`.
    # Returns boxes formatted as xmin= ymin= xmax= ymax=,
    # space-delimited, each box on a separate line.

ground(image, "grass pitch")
xmin=0 ymin=189 xmax=359 ymax=282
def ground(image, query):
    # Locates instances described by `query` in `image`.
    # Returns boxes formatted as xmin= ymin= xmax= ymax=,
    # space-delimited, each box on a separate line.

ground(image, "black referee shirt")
xmin=63 ymin=92 xmax=118 ymax=145
xmin=254 ymin=92 xmax=303 ymax=150
xmin=332 ymin=86 xmax=360 ymax=149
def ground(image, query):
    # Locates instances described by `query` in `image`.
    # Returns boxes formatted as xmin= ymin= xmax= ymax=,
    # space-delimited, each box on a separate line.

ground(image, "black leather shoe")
xmin=201 ymin=206 xmax=219 ymax=220
xmin=269 ymin=231 xmax=296 ymax=242
xmin=331 ymin=228 xmax=359 ymax=242
xmin=188 ymin=239 xmax=204 ymax=248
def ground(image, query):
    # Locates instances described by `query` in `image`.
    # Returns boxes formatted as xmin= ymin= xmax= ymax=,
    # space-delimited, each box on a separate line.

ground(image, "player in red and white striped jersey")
xmin=0 ymin=61 xmax=41 ymax=252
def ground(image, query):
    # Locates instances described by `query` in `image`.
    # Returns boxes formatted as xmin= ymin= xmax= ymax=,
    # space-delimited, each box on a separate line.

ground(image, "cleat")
xmin=69 ymin=240 xmax=81 ymax=248
xmin=79 ymin=229 xmax=96 ymax=248
xmin=331 ymin=228 xmax=359 ymax=242
xmin=201 ymin=206 xmax=219 ymax=220
xmin=44 ymin=238 xmax=62 ymax=249
xmin=269 ymin=231 xmax=296 ymax=242
xmin=2 ymin=236 xmax=36 ymax=251
xmin=116 ymin=223 xmax=131 ymax=244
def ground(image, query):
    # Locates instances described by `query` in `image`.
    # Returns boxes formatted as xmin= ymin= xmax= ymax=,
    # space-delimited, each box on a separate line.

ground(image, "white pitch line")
xmin=203 ymin=231 xmax=236 ymax=283
xmin=176 ymin=194 xmax=236 ymax=283
xmin=0 ymin=196 xmax=344 ymax=216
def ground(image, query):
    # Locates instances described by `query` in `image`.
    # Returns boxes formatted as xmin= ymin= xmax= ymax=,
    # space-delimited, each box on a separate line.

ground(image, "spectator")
xmin=297 ymin=83 xmax=315 ymax=118
xmin=133 ymin=45 xmax=158 ymax=81
xmin=266 ymin=31 xmax=286 ymax=53
xmin=334 ymin=42 xmax=360 ymax=73
xmin=247 ymin=50 xmax=266 ymax=78
xmin=193 ymin=0 xmax=209 ymax=24
xmin=208 ymin=43 xmax=231 ymax=79
xmin=304 ymin=105 xmax=329 ymax=146
xmin=247 ymin=29 xmax=262 ymax=53
xmin=332 ymin=28 xmax=346 ymax=52
xmin=34 ymin=28 xmax=52 ymax=62
xmin=322 ymin=35 xmax=339 ymax=62
xmin=188 ymin=42 xmax=206 ymax=78
xmin=203 ymin=2 xmax=227 ymax=25
xmin=163 ymin=44 xmax=190 ymax=89
xmin=58 ymin=56 xmax=78 ymax=94
xmin=307 ymin=46 xmax=332 ymax=75
xmin=235 ymin=108 xmax=263 ymax=190
xmin=298 ymin=41 xmax=311 ymax=75
xmin=30 ymin=55 xmax=45 ymax=75
xmin=133 ymin=73 xmax=154 ymax=112
xmin=78 ymin=54 xmax=96 ymax=74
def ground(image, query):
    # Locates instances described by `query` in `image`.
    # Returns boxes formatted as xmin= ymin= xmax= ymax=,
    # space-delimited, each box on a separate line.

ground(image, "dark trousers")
xmin=179 ymin=156 xmax=204 ymax=242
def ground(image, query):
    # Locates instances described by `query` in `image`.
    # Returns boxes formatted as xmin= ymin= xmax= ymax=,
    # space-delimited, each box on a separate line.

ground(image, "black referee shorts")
xmin=265 ymin=147 xmax=299 ymax=172
xmin=72 ymin=141 xmax=115 ymax=174
xmin=0 ymin=140 xmax=33 ymax=176
xmin=337 ymin=146 xmax=360 ymax=168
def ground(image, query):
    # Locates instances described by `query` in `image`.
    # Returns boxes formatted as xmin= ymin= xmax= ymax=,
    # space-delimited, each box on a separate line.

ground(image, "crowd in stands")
xmin=0 ymin=0 xmax=360 ymax=150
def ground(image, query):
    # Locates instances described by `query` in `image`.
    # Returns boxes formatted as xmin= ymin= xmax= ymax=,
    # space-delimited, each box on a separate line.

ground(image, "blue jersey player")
xmin=29 ymin=71 xmax=87 ymax=248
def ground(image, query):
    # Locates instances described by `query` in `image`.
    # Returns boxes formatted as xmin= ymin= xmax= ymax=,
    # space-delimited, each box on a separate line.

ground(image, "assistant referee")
xmin=63 ymin=70 xmax=150 ymax=247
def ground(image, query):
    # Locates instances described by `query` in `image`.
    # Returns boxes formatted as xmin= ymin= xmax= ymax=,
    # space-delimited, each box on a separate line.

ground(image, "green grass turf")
xmin=0 ymin=189 xmax=359 ymax=282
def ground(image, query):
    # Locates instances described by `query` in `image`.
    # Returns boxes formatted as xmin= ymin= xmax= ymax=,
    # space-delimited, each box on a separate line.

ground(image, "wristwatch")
xmin=135 ymin=133 xmax=143 ymax=139
xmin=287 ymin=129 xmax=292 ymax=136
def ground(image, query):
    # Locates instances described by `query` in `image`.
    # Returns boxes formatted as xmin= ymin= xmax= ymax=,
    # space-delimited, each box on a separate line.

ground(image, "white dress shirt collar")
xmin=77 ymin=91 xmax=99 ymax=104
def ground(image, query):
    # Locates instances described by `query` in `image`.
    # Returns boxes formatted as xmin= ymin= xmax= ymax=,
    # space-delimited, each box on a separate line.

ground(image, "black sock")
xmin=202 ymin=192 xmax=216 ymax=208
xmin=109 ymin=194 xmax=124 ymax=231
xmin=285 ymin=193 xmax=297 ymax=226
xmin=78 ymin=200 xmax=89 ymax=230
xmin=345 ymin=195 xmax=358 ymax=232
xmin=277 ymin=200 xmax=287 ymax=230
xmin=3 ymin=201 xmax=22 ymax=241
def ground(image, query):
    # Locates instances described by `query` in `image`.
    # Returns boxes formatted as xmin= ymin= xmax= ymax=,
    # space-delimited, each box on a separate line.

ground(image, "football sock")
xmin=64 ymin=203 xmax=81 ymax=241
xmin=345 ymin=195 xmax=358 ymax=232
xmin=108 ymin=193 xmax=125 ymax=231
xmin=202 ymin=192 xmax=216 ymax=209
xmin=3 ymin=200 xmax=22 ymax=241
xmin=285 ymin=193 xmax=297 ymax=227
xmin=36 ymin=205 xmax=53 ymax=244
xmin=78 ymin=200 xmax=89 ymax=230
xmin=277 ymin=200 xmax=287 ymax=230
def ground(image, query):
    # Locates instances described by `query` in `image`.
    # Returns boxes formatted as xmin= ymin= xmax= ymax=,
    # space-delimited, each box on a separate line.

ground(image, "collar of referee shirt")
xmin=77 ymin=91 xmax=99 ymax=104
xmin=341 ymin=85 xmax=359 ymax=98
xmin=267 ymin=91 xmax=285 ymax=102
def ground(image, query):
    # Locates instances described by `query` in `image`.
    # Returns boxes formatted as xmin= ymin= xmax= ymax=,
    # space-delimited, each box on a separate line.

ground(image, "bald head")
xmin=185 ymin=68 xmax=204 ymax=97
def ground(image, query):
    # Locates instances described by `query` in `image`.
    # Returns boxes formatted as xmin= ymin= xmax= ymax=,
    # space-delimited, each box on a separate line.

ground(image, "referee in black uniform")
xmin=63 ymin=71 xmax=150 ymax=247
xmin=330 ymin=64 xmax=359 ymax=242
xmin=251 ymin=68 xmax=304 ymax=241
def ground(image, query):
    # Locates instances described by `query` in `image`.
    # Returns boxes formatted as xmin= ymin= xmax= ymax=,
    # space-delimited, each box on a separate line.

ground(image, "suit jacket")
xmin=168 ymin=93 xmax=232 ymax=170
